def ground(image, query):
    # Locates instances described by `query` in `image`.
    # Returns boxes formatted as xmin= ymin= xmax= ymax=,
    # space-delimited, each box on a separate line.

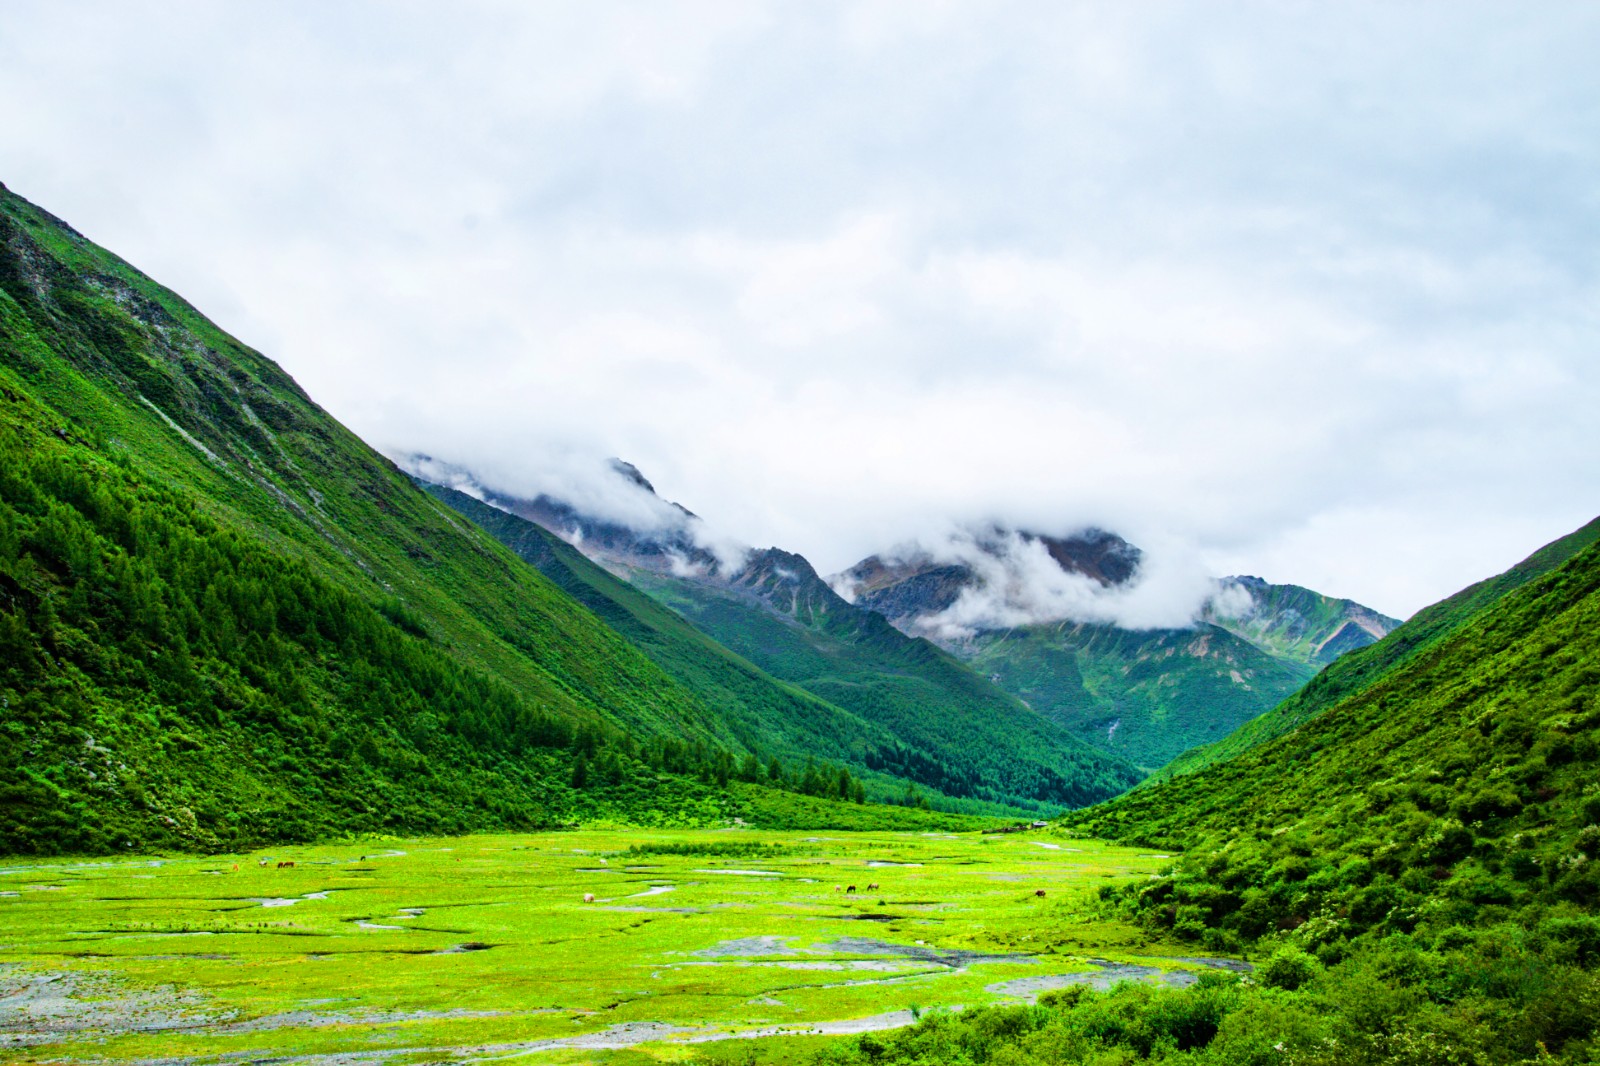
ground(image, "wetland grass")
xmin=0 ymin=829 xmax=1233 ymax=1063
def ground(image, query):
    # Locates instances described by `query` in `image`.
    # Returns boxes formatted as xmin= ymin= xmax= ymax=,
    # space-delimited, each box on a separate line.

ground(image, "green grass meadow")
xmin=0 ymin=829 xmax=1227 ymax=1064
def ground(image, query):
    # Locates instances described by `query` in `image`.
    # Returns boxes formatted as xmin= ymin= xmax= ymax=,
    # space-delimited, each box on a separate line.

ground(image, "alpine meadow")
xmin=2 ymin=6 xmax=1599 ymax=1062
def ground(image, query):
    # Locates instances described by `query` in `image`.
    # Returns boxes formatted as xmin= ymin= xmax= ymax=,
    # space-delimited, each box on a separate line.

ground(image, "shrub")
xmin=1259 ymin=945 xmax=1322 ymax=991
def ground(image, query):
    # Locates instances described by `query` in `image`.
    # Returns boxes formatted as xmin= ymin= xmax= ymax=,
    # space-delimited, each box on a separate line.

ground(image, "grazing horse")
xmin=846 ymin=885 xmax=857 ymax=893
xmin=1035 ymin=889 xmax=1046 ymax=898
xmin=866 ymin=882 xmax=879 ymax=891
xmin=277 ymin=861 xmax=295 ymax=869
xmin=583 ymin=893 xmax=595 ymax=903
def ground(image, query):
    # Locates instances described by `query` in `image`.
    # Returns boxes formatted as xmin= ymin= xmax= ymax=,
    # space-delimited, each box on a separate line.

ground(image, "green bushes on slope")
xmin=1161 ymin=515 xmax=1600 ymax=780
xmin=795 ymin=527 xmax=1600 ymax=1064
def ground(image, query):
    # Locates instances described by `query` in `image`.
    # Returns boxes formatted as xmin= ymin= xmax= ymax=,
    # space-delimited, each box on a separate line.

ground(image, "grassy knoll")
xmin=0 ymin=828 xmax=1228 ymax=1063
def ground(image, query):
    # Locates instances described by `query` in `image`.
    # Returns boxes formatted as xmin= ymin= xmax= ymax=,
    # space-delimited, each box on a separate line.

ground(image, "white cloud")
xmin=3 ymin=1 xmax=1598 ymax=618
xmin=858 ymin=526 xmax=1228 ymax=638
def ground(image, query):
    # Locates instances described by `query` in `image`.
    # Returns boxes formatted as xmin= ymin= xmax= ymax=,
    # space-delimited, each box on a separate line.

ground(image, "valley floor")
xmin=0 ymin=829 xmax=1242 ymax=1065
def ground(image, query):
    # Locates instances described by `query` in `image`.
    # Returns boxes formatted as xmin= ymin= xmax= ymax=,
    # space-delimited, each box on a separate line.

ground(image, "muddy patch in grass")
xmin=695 ymin=936 xmax=797 ymax=958
xmin=820 ymin=937 xmax=1036 ymax=969
xmin=1169 ymin=955 xmax=1253 ymax=973
xmin=0 ymin=970 xmax=224 ymax=1047
xmin=986 ymin=960 xmax=1206 ymax=1000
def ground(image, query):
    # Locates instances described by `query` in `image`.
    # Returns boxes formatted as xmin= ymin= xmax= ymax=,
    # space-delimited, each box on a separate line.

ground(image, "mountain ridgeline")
xmin=436 ymin=458 xmax=1400 ymax=776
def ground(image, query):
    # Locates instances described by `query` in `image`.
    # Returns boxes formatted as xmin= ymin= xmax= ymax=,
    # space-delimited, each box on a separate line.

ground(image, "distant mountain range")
xmin=407 ymin=456 xmax=1398 ymax=772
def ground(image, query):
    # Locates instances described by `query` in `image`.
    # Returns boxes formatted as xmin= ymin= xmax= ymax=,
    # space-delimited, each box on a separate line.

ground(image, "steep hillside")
xmin=1032 ymin=519 xmax=1600 ymax=1061
xmin=962 ymin=621 xmax=1314 ymax=770
xmin=1204 ymin=575 xmax=1399 ymax=665
xmin=626 ymin=551 xmax=1143 ymax=810
xmin=954 ymin=577 xmax=1397 ymax=772
xmin=0 ymin=181 xmax=876 ymax=853
xmin=1159 ymin=516 xmax=1600 ymax=780
xmin=421 ymin=482 xmax=935 ymax=798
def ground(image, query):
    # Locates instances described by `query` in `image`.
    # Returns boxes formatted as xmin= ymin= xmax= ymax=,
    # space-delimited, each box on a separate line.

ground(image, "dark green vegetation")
xmin=961 ymin=622 xmax=1314 ymax=771
xmin=0 ymin=182 xmax=980 ymax=854
xmin=1161 ymin=516 xmax=1600 ymax=781
xmin=798 ymin=521 xmax=1600 ymax=1062
xmin=425 ymin=484 xmax=911 ymax=806
xmin=623 ymin=554 xmax=1142 ymax=813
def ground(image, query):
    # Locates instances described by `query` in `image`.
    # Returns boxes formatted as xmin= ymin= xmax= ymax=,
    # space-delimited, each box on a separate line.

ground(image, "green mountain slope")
xmin=420 ymin=482 xmax=923 ymax=789
xmin=961 ymin=621 xmax=1315 ymax=770
xmin=0 ymin=181 xmax=883 ymax=853
xmin=1159 ymin=516 xmax=1600 ymax=780
xmin=803 ymin=525 xmax=1600 ymax=1066
xmin=836 ymin=536 xmax=1398 ymax=774
xmin=1204 ymin=576 xmax=1399 ymax=666
xmin=625 ymin=553 xmax=1144 ymax=810
xmin=1040 ymin=519 xmax=1600 ymax=1061
xmin=410 ymin=466 xmax=1146 ymax=811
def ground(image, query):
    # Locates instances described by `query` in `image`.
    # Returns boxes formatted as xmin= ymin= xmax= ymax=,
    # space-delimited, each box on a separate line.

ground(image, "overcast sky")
xmin=4 ymin=1 xmax=1598 ymax=617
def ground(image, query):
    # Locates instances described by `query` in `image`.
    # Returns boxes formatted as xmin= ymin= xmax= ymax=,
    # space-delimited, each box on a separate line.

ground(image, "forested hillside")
xmin=423 ymin=483 xmax=934 ymax=802
xmin=0 ymin=181 xmax=903 ymax=852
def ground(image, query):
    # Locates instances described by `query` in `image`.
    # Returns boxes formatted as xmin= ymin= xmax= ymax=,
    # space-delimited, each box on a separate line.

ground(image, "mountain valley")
xmin=415 ymin=460 xmax=1399 ymax=773
xmin=3 ymin=180 xmax=1599 ymax=1064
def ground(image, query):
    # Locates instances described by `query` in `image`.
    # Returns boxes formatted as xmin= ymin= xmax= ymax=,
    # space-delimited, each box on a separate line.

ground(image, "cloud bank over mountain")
xmin=4 ymin=2 xmax=1598 ymax=617
xmin=834 ymin=525 xmax=1240 ymax=638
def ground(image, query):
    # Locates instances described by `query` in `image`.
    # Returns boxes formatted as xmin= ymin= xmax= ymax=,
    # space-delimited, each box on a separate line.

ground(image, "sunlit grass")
xmin=0 ymin=829 xmax=1215 ymax=1063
